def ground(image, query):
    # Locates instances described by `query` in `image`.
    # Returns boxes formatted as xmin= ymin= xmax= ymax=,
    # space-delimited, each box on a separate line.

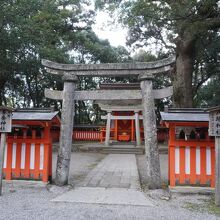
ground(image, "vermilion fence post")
xmin=190 ymin=147 xmax=196 ymax=184
xmin=211 ymin=147 xmax=215 ymax=187
xmin=15 ymin=142 xmax=22 ymax=178
xmin=169 ymin=146 xmax=175 ymax=186
xmin=179 ymin=146 xmax=186 ymax=184
xmin=24 ymin=142 xmax=31 ymax=178
xmin=169 ymin=125 xmax=176 ymax=186
xmin=6 ymin=142 xmax=12 ymax=180
xmin=34 ymin=143 xmax=40 ymax=179
xmin=200 ymin=147 xmax=207 ymax=184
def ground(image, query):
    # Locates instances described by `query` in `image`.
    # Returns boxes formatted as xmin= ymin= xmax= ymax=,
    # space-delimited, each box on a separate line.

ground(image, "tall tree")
xmin=195 ymin=74 xmax=220 ymax=108
xmin=0 ymin=0 xmax=132 ymax=109
xmin=0 ymin=0 xmax=93 ymax=106
xmin=95 ymin=0 xmax=220 ymax=107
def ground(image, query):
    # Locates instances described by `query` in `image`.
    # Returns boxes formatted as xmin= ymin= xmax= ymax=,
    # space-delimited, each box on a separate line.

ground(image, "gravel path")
xmin=81 ymin=154 xmax=140 ymax=188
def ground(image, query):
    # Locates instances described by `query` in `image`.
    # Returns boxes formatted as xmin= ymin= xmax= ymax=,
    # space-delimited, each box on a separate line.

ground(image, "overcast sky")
xmin=92 ymin=10 xmax=158 ymax=56
xmin=92 ymin=11 xmax=128 ymax=48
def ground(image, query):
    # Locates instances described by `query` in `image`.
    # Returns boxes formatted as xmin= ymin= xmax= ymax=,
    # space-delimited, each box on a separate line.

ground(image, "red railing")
xmin=73 ymin=131 xmax=100 ymax=141
xmin=169 ymin=140 xmax=215 ymax=187
xmin=2 ymin=136 xmax=52 ymax=183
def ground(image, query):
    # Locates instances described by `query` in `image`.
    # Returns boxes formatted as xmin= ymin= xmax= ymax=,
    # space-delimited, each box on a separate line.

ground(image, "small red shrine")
xmin=97 ymin=83 xmax=143 ymax=146
xmin=3 ymin=108 xmax=60 ymax=182
xmin=161 ymin=108 xmax=215 ymax=187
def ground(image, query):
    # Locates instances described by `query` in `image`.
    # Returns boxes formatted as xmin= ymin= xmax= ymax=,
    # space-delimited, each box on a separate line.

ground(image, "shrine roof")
xmin=161 ymin=108 xmax=209 ymax=122
xmin=12 ymin=108 xmax=60 ymax=121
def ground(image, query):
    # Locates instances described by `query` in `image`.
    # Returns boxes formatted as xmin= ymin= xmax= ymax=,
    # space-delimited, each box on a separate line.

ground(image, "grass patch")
xmin=184 ymin=202 xmax=205 ymax=212
xmin=184 ymin=196 xmax=220 ymax=216
xmin=206 ymin=197 xmax=220 ymax=216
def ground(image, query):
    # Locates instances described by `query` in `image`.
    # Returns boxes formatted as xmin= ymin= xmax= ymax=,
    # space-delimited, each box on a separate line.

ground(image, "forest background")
xmin=0 ymin=0 xmax=219 ymax=124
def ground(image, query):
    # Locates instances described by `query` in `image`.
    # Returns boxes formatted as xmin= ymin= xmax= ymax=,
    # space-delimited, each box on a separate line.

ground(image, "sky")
xmin=66 ymin=2 xmax=127 ymax=48
xmin=92 ymin=11 xmax=128 ymax=48
xmin=92 ymin=11 xmax=159 ymax=56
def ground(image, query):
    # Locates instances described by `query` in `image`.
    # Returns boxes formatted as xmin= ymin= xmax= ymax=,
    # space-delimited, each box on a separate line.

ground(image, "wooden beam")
xmin=45 ymin=86 xmax=173 ymax=101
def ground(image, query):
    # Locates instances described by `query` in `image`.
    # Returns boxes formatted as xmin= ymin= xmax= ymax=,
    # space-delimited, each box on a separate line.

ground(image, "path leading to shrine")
xmin=81 ymin=154 xmax=140 ymax=188
xmin=52 ymin=154 xmax=153 ymax=206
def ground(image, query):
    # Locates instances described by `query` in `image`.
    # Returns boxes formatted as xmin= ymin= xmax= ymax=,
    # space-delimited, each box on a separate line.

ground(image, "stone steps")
xmin=53 ymin=142 xmax=168 ymax=155
xmin=102 ymin=147 xmax=144 ymax=155
xmin=78 ymin=145 xmax=145 ymax=155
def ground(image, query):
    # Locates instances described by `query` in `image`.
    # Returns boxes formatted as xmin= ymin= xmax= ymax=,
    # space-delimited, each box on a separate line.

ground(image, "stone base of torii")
xmin=42 ymin=56 xmax=175 ymax=189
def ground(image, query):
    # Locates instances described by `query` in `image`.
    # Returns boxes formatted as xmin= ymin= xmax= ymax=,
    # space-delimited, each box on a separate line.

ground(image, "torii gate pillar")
xmin=140 ymin=74 xmax=161 ymax=189
xmin=55 ymin=74 xmax=78 ymax=186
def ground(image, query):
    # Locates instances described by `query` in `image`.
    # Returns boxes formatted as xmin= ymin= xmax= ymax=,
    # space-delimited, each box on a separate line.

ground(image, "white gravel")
xmin=0 ymin=182 xmax=219 ymax=220
xmin=0 ymin=152 xmax=219 ymax=220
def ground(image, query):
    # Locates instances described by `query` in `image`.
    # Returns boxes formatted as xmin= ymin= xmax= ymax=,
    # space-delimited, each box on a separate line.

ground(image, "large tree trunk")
xmin=173 ymin=33 xmax=196 ymax=108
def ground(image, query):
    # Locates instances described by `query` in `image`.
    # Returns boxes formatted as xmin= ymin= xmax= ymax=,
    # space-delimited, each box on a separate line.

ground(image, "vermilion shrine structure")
xmin=161 ymin=108 xmax=215 ymax=187
xmin=2 ymin=108 xmax=60 ymax=182
xmin=97 ymin=83 xmax=170 ymax=146
xmin=42 ymin=56 xmax=175 ymax=188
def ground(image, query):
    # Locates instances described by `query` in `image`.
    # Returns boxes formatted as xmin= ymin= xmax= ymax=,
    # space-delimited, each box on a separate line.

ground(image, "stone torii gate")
xmin=42 ymin=56 xmax=175 ymax=189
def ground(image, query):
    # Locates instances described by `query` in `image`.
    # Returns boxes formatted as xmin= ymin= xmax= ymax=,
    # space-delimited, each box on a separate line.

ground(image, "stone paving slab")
xmin=51 ymin=187 xmax=154 ymax=207
xmin=51 ymin=154 xmax=149 ymax=206
xmin=81 ymin=154 xmax=140 ymax=189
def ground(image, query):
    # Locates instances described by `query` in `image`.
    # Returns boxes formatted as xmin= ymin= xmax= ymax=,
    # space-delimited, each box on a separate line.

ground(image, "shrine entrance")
xmin=100 ymin=110 xmax=143 ymax=144
xmin=42 ymin=56 xmax=175 ymax=189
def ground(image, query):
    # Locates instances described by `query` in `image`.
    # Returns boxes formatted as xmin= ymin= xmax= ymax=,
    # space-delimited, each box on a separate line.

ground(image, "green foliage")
xmin=0 ymin=0 xmax=91 ymax=106
xmin=193 ymin=33 xmax=220 ymax=96
xmin=95 ymin=0 xmax=220 ymax=107
xmin=195 ymin=74 xmax=220 ymax=108
xmin=0 ymin=0 xmax=131 ymax=112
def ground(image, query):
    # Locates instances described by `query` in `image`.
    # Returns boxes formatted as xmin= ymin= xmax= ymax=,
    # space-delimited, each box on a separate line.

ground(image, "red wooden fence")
xmin=73 ymin=131 xmax=100 ymax=141
xmin=169 ymin=141 xmax=215 ymax=187
xmin=168 ymin=123 xmax=215 ymax=187
xmin=2 ymin=134 xmax=52 ymax=183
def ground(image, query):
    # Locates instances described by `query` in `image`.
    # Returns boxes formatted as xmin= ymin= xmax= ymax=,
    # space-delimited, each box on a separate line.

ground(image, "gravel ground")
xmin=0 ymin=181 xmax=219 ymax=220
xmin=0 ymin=152 xmax=219 ymax=220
